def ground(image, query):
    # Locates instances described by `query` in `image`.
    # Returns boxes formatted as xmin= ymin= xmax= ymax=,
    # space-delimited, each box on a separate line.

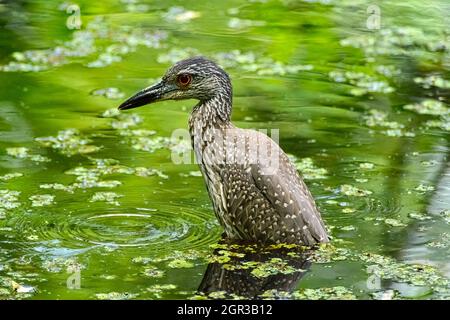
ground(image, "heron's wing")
xmin=249 ymin=134 xmax=329 ymax=245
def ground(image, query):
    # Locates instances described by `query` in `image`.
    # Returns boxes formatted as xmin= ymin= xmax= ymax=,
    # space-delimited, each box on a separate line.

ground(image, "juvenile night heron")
xmin=118 ymin=57 xmax=329 ymax=245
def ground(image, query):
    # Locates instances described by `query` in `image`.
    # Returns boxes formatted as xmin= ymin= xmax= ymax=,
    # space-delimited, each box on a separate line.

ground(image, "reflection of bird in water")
xmin=198 ymin=239 xmax=312 ymax=299
xmin=118 ymin=57 xmax=329 ymax=245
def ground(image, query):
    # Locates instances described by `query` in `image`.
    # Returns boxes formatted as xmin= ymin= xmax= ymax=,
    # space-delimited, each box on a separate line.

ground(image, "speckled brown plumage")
xmin=118 ymin=56 xmax=329 ymax=246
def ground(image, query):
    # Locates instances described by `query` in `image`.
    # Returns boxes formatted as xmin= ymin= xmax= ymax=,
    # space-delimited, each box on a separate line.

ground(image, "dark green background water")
xmin=0 ymin=0 xmax=449 ymax=299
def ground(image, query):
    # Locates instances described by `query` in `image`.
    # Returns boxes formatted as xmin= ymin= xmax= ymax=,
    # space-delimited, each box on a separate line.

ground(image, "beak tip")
xmin=117 ymin=102 xmax=132 ymax=110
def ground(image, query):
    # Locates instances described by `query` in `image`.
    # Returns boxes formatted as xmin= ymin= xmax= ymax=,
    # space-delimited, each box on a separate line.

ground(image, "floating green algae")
xmin=95 ymin=292 xmax=138 ymax=300
xmin=359 ymin=162 xmax=374 ymax=170
xmin=0 ymin=189 xmax=21 ymax=211
xmin=0 ymin=173 xmax=23 ymax=181
xmin=293 ymin=286 xmax=356 ymax=300
xmin=36 ymin=129 xmax=101 ymax=156
xmin=288 ymin=155 xmax=328 ymax=180
xmin=228 ymin=17 xmax=266 ymax=30
xmin=158 ymin=48 xmax=313 ymax=76
xmin=384 ymin=218 xmax=406 ymax=227
xmin=408 ymin=212 xmax=432 ymax=221
xmin=415 ymin=184 xmax=435 ymax=193
xmin=340 ymin=184 xmax=372 ymax=197
xmin=329 ymin=70 xmax=394 ymax=96
xmin=250 ymin=258 xmax=301 ymax=278
xmin=440 ymin=210 xmax=450 ymax=224
xmin=42 ymin=257 xmax=83 ymax=273
xmin=1 ymin=16 xmax=168 ymax=72
xmin=424 ymin=118 xmax=450 ymax=132
xmin=90 ymin=192 xmax=123 ymax=206
xmin=29 ymin=194 xmax=55 ymax=207
xmin=6 ymin=147 xmax=50 ymax=162
xmin=91 ymin=87 xmax=125 ymax=100
xmin=403 ymin=99 xmax=449 ymax=116
xmin=426 ymin=233 xmax=450 ymax=249
xmin=363 ymin=109 xmax=415 ymax=137
xmin=167 ymin=259 xmax=194 ymax=269
xmin=142 ymin=266 xmax=165 ymax=278
xmin=414 ymin=75 xmax=450 ymax=89
xmin=146 ymin=284 xmax=177 ymax=299
xmin=162 ymin=6 xmax=200 ymax=23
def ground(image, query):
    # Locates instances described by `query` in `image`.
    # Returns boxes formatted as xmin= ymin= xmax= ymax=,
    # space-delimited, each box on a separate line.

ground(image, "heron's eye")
xmin=177 ymin=74 xmax=192 ymax=87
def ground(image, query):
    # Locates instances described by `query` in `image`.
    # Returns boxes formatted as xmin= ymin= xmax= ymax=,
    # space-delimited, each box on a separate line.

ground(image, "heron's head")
xmin=118 ymin=56 xmax=231 ymax=111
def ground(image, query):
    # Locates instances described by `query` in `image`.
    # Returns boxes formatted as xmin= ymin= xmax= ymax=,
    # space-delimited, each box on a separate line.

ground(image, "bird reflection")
xmin=198 ymin=238 xmax=313 ymax=299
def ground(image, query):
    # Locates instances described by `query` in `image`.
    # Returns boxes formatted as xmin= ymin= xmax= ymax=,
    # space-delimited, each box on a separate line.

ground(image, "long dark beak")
xmin=118 ymin=82 xmax=165 ymax=110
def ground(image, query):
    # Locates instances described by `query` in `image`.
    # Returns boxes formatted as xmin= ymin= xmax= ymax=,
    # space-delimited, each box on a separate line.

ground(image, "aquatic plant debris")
xmin=414 ymin=75 xmax=450 ymax=89
xmin=312 ymin=245 xmax=449 ymax=294
xmin=29 ymin=194 xmax=55 ymax=207
xmin=403 ymin=100 xmax=448 ymax=116
xmin=415 ymin=184 xmax=435 ymax=193
xmin=91 ymin=88 xmax=125 ymax=100
xmin=90 ymin=192 xmax=123 ymax=206
xmin=36 ymin=129 xmax=101 ymax=156
xmin=162 ymin=6 xmax=200 ymax=23
xmin=228 ymin=18 xmax=266 ymax=29
xmin=167 ymin=259 xmax=194 ymax=269
xmin=0 ymin=190 xmax=21 ymax=211
xmin=95 ymin=292 xmax=137 ymax=300
xmin=142 ymin=266 xmax=165 ymax=278
xmin=329 ymin=70 xmax=394 ymax=96
xmin=340 ymin=184 xmax=372 ymax=197
xmin=359 ymin=162 xmax=374 ymax=170
xmin=0 ymin=173 xmax=23 ymax=181
xmin=292 ymin=286 xmax=356 ymax=300
xmin=363 ymin=109 xmax=414 ymax=137
xmin=0 ymin=17 xmax=168 ymax=72
xmin=6 ymin=147 xmax=50 ymax=163
xmin=288 ymin=155 xmax=328 ymax=180
xmin=158 ymin=48 xmax=313 ymax=76
xmin=384 ymin=218 xmax=406 ymax=227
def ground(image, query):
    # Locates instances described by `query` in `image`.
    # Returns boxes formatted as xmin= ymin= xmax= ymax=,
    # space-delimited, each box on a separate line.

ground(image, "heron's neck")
xmin=189 ymin=89 xmax=233 ymax=130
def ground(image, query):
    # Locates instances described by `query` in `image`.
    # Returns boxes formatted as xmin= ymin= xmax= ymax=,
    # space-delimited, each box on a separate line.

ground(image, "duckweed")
xmin=292 ymin=286 xmax=356 ymax=300
xmin=329 ymin=70 xmax=394 ymax=96
xmin=162 ymin=6 xmax=200 ymax=23
xmin=415 ymin=184 xmax=435 ymax=192
xmin=91 ymin=87 xmax=125 ymax=100
xmin=404 ymin=100 xmax=449 ymax=116
xmin=384 ymin=218 xmax=406 ymax=227
xmin=359 ymin=162 xmax=374 ymax=170
xmin=288 ymin=155 xmax=328 ymax=180
xmin=414 ymin=75 xmax=450 ymax=89
xmin=90 ymin=192 xmax=123 ymax=206
xmin=95 ymin=292 xmax=137 ymax=300
xmin=167 ymin=259 xmax=194 ymax=269
xmin=142 ymin=266 xmax=165 ymax=278
xmin=340 ymin=184 xmax=372 ymax=197
xmin=29 ymin=194 xmax=55 ymax=207
xmin=0 ymin=189 xmax=21 ymax=210
xmin=6 ymin=147 xmax=50 ymax=162
xmin=0 ymin=173 xmax=23 ymax=181
xmin=36 ymin=129 xmax=101 ymax=156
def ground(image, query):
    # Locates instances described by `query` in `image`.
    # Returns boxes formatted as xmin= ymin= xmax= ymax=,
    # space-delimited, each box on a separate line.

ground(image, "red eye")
xmin=177 ymin=74 xmax=192 ymax=87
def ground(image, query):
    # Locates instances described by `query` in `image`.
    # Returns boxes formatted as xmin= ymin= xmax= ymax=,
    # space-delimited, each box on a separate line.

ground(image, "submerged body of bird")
xmin=118 ymin=57 xmax=329 ymax=246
